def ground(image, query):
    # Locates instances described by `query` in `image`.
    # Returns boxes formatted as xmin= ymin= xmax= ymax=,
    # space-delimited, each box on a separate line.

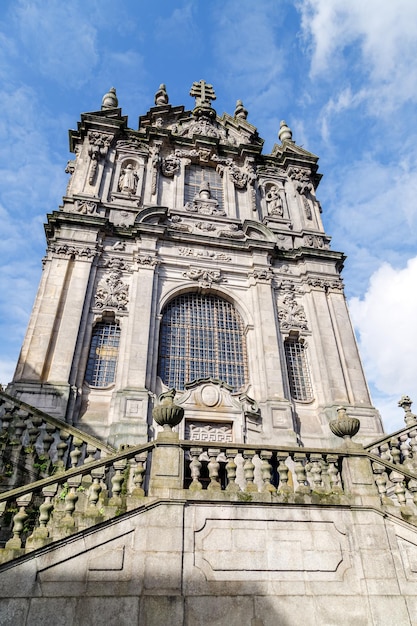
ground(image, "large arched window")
xmin=158 ymin=293 xmax=247 ymax=391
xmin=85 ymin=319 xmax=121 ymax=387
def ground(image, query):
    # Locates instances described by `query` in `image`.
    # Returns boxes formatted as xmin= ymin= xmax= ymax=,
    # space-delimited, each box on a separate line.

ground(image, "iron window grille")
xmin=184 ymin=164 xmax=224 ymax=209
xmin=284 ymin=337 xmax=313 ymax=401
xmin=158 ymin=293 xmax=247 ymax=391
xmin=85 ymin=321 xmax=121 ymax=387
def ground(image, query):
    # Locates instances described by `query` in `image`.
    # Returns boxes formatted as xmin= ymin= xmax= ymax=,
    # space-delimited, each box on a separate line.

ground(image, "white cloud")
xmin=349 ymin=257 xmax=417 ymax=431
xmin=298 ymin=0 xmax=417 ymax=111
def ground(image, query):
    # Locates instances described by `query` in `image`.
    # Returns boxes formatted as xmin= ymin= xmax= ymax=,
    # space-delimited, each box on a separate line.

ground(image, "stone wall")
xmin=1 ymin=500 xmax=416 ymax=625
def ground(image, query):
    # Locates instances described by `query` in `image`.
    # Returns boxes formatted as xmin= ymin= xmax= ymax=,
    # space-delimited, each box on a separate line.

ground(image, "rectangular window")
xmin=184 ymin=164 xmax=224 ymax=210
xmin=85 ymin=321 xmax=120 ymax=387
xmin=284 ymin=338 xmax=313 ymax=401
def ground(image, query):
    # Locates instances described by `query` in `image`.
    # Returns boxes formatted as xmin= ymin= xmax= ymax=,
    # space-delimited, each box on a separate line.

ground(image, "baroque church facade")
xmin=1 ymin=83 xmax=417 ymax=625
xmin=10 ymin=80 xmax=382 ymax=449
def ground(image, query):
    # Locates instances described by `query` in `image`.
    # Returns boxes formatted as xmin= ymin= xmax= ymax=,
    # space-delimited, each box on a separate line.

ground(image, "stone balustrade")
xmin=180 ymin=443 xmax=346 ymax=503
xmin=0 ymin=441 xmax=152 ymax=563
xmin=365 ymin=425 xmax=417 ymax=472
xmin=0 ymin=391 xmax=114 ymax=492
xmin=2 ymin=389 xmax=417 ymax=565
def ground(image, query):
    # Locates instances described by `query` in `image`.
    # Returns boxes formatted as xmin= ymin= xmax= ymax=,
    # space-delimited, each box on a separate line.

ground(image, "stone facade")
xmin=3 ymin=84 xmax=415 ymax=626
xmin=8 ymin=82 xmax=382 ymax=449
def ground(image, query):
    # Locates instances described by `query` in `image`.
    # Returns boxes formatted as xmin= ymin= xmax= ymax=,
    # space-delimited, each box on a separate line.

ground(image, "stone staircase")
xmin=1 ymin=390 xmax=417 ymax=566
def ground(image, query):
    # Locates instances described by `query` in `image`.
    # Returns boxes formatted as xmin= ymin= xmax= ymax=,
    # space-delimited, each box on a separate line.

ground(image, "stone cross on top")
xmin=190 ymin=80 xmax=217 ymax=118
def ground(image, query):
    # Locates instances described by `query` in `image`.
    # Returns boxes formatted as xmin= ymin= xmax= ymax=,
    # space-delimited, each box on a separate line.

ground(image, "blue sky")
xmin=1 ymin=0 xmax=417 ymax=431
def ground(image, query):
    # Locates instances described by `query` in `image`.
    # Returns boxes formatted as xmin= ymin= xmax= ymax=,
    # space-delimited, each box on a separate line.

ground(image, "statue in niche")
xmin=118 ymin=164 xmax=138 ymax=194
xmin=266 ymin=185 xmax=283 ymax=216
xmin=155 ymin=84 xmax=169 ymax=106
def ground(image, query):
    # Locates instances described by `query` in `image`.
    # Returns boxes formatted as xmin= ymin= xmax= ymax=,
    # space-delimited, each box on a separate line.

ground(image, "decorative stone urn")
xmin=152 ymin=389 xmax=184 ymax=431
xmin=329 ymin=406 xmax=360 ymax=441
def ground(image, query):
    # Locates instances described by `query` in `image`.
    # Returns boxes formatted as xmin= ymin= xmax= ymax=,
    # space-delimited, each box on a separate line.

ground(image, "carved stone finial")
xmin=101 ymin=87 xmax=118 ymax=110
xmin=329 ymin=406 xmax=360 ymax=444
xmin=152 ymin=389 xmax=184 ymax=431
xmin=190 ymin=79 xmax=216 ymax=119
xmin=234 ymin=100 xmax=248 ymax=120
xmin=398 ymin=395 xmax=417 ymax=426
xmin=155 ymin=83 xmax=169 ymax=106
xmin=198 ymin=180 xmax=211 ymax=199
xmin=278 ymin=120 xmax=293 ymax=143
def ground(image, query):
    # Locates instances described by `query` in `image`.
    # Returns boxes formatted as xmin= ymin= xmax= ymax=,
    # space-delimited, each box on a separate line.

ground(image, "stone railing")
xmin=0 ymin=391 xmax=115 ymax=492
xmin=1 ymin=391 xmax=417 ymax=564
xmin=0 ymin=441 xmax=152 ymax=563
xmin=180 ymin=442 xmax=347 ymax=503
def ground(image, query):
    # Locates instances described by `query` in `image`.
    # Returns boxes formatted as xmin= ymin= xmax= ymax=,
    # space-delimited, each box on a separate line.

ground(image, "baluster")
xmin=63 ymin=475 xmax=82 ymax=525
xmin=110 ymin=459 xmax=127 ymax=505
xmin=407 ymin=479 xmax=417 ymax=508
xmin=380 ymin=443 xmax=391 ymax=463
xmin=0 ymin=407 xmax=14 ymax=435
xmin=277 ymin=452 xmax=292 ymax=495
xmin=409 ymin=428 xmax=417 ymax=471
xmin=84 ymin=444 xmax=98 ymax=465
xmin=27 ymin=483 xmax=58 ymax=545
xmin=390 ymin=437 xmax=401 ymax=465
xmin=372 ymin=462 xmax=390 ymax=504
xmin=5 ymin=492 xmax=32 ymax=549
xmin=87 ymin=467 xmax=105 ymax=513
xmin=131 ymin=453 xmax=147 ymax=497
xmin=390 ymin=471 xmax=407 ymax=505
xmin=309 ymin=453 xmax=324 ymax=492
xmin=24 ymin=422 xmax=39 ymax=478
xmin=42 ymin=423 xmax=56 ymax=457
xmin=69 ymin=437 xmax=83 ymax=468
xmin=399 ymin=433 xmax=411 ymax=468
xmin=293 ymin=452 xmax=311 ymax=494
xmin=243 ymin=450 xmax=258 ymax=492
xmin=189 ymin=447 xmax=203 ymax=491
xmin=225 ymin=449 xmax=240 ymax=493
xmin=8 ymin=414 xmax=26 ymax=487
xmin=260 ymin=450 xmax=275 ymax=493
xmin=207 ymin=448 xmax=221 ymax=491
xmin=326 ymin=454 xmax=343 ymax=493
xmin=54 ymin=430 xmax=70 ymax=473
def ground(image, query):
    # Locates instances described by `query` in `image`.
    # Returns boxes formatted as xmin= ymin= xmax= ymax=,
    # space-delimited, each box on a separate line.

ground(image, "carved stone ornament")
xmin=75 ymin=199 xmax=98 ymax=215
xmin=239 ymin=393 xmax=261 ymax=426
xmin=248 ymin=268 xmax=273 ymax=282
xmin=185 ymin=421 xmax=233 ymax=443
xmin=306 ymin=277 xmax=344 ymax=292
xmin=278 ymin=293 xmax=308 ymax=331
xmin=329 ymin=406 xmax=360 ymax=442
xmin=178 ymin=247 xmax=232 ymax=262
xmin=116 ymin=138 xmax=148 ymax=154
xmin=136 ymin=254 xmax=159 ymax=266
xmin=168 ymin=215 xmax=192 ymax=233
xmin=150 ymin=143 xmax=162 ymax=195
xmin=184 ymin=181 xmax=226 ymax=216
xmin=161 ymin=155 xmax=180 ymax=177
xmin=102 ymin=257 xmax=131 ymax=272
xmin=94 ymin=271 xmax=129 ymax=311
xmin=218 ymin=223 xmax=245 ymax=239
xmin=265 ymin=185 xmax=284 ymax=216
xmin=87 ymin=131 xmax=112 ymax=185
xmin=183 ymin=267 xmax=223 ymax=288
xmin=49 ymin=243 xmax=96 ymax=259
xmin=287 ymin=166 xmax=313 ymax=195
xmin=154 ymin=83 xmax=169 ymax=106
xmin=118 ymin=164 xmax=138 ymax=194
xmin=196 ymin=221 xmax=217 ymax=232
xmin=303 ymin=234 xmax=329 ymax=249
xmin=152 ymin=389 xmax=184 ymax=431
